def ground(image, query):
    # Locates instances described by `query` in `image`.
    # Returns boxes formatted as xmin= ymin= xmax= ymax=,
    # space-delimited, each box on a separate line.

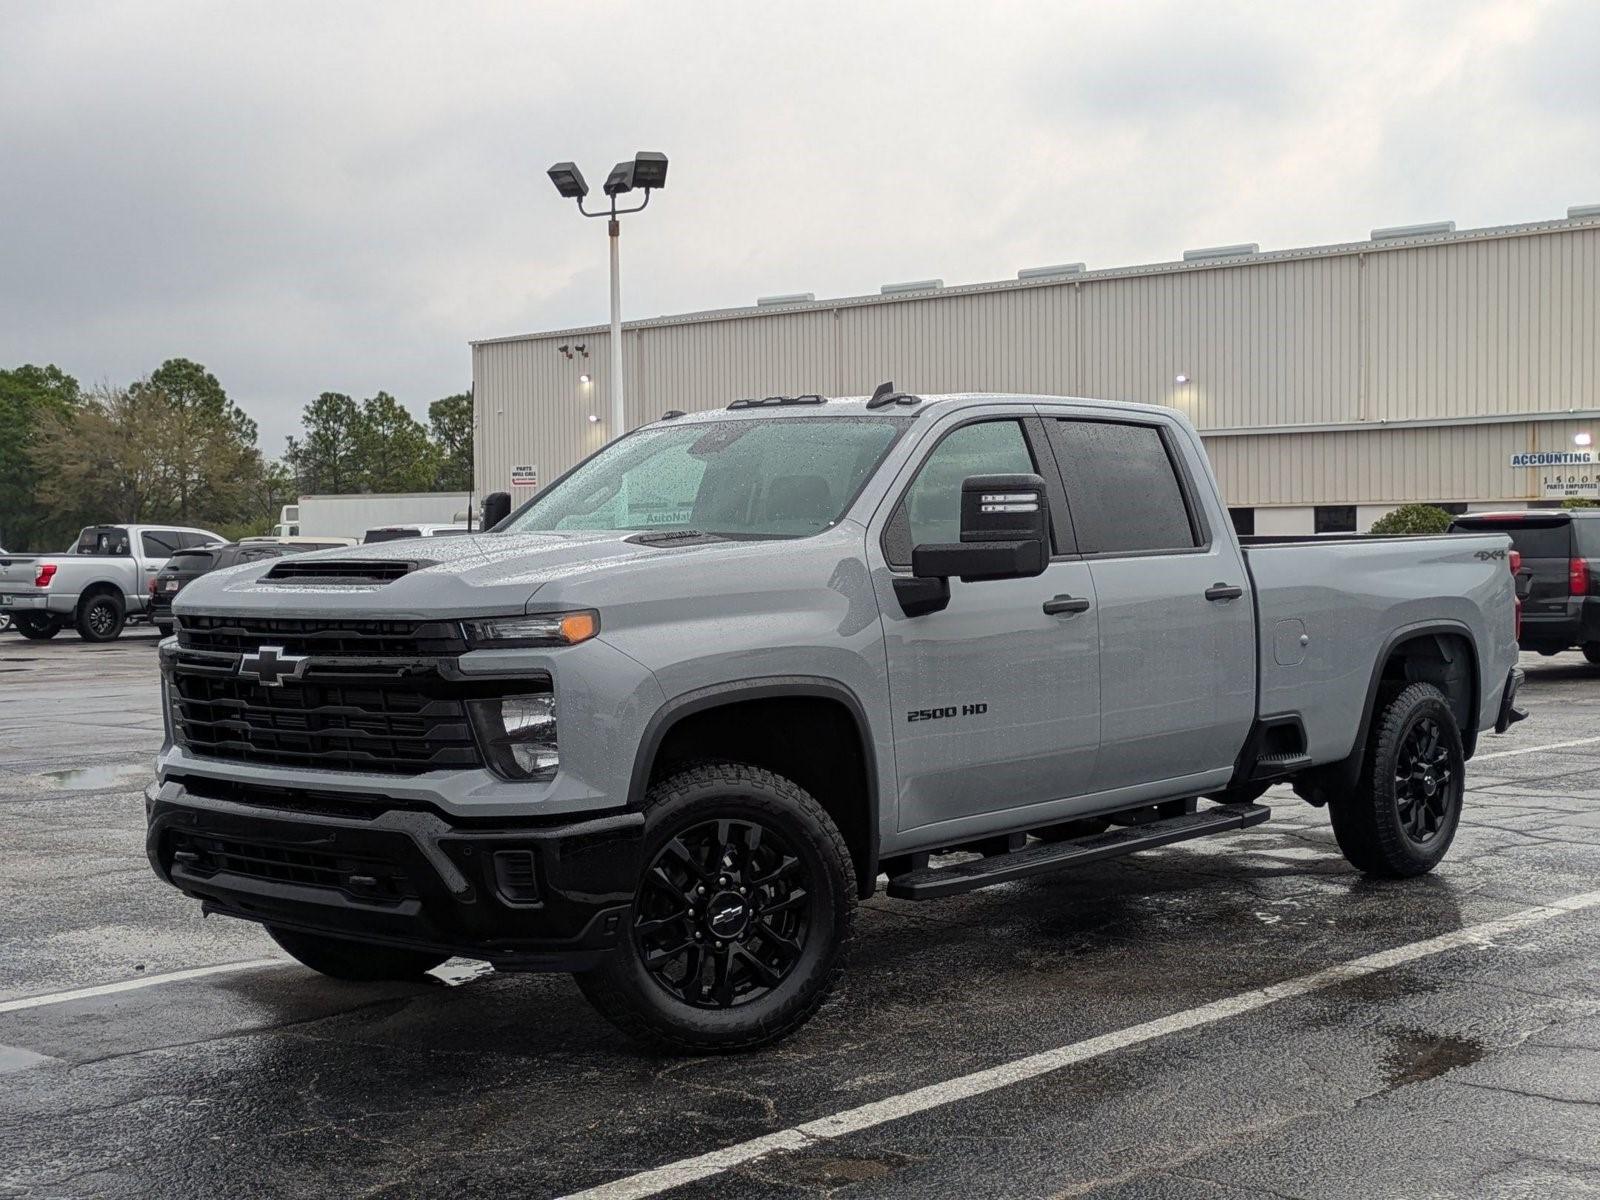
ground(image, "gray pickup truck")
xmin=147 ymin=392 xmax=1525 ymax=1051
xmin=1 ymin=523 xmax=225 ymax=642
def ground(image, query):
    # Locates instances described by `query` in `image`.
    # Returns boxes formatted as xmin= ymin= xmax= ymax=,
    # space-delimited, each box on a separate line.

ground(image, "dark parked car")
xmin=148 ymin=540 xmax=347 ymax=636
xmin=1449 ymin=510 xmax=1600 ymax=661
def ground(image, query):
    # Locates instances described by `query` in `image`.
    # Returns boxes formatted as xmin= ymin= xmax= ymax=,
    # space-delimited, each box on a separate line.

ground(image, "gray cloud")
xmin=1 ymin=0 xmax=1594 ymax=455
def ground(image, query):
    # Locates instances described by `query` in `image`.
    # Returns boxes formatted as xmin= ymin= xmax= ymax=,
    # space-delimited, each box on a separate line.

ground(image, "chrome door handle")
xmin=1043 ymin=594 xmax=1091 ymax=616
xmin=1205 ymin=583 xmax=1244 ymax=601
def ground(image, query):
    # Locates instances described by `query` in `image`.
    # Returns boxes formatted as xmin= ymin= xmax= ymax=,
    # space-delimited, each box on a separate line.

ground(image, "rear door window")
xmin=141 ymin=530 xmax=183 ymax=557
xmin=1048 ymin=420 xmax=1201 ymax=555
xmin=76 ymin=528 xmax=131 ymax=556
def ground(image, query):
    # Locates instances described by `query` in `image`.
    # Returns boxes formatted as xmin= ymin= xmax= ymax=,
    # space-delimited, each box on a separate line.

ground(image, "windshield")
xmin=503 ymin=417 xmax=909 ymax=539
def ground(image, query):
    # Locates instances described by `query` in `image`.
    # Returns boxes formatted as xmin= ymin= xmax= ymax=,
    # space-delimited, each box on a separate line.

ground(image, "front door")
xmin=872 ymin=414 xmax=1102 ymax=837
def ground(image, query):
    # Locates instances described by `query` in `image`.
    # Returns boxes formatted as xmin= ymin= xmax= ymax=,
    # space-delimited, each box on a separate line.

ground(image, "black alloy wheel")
xmin=1393 ymin=715 xmax=1459 ymax=847
xmin=76 ymin=593 xmax=125 ymax=642
xmin=634 ymin=817 xmax=814 ymax=1010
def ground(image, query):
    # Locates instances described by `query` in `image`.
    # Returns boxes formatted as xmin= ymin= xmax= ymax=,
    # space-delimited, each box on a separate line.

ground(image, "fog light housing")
xmin=469 ymin=692 xmax=559 ymax=781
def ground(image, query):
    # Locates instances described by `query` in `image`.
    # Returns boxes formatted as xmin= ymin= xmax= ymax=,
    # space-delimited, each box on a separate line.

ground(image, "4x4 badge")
xmin=238 ymin=645 xmax=309 ymax=687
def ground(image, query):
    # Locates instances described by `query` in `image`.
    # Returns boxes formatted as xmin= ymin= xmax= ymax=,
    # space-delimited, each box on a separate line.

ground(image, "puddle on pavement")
xmin=1382 ymin=1029 xmax=1486 ymax=1088
xmin=35 ymin=763 xmax=149 ymax=791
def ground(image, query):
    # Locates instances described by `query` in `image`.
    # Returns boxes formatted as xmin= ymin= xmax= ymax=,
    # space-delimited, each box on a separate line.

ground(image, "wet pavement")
xmin=2 ymin=628 xmax=1598 ymax=1199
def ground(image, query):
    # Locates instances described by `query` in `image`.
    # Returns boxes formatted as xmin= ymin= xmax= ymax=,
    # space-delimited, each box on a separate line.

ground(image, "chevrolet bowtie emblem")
xmin=237 ymin=645 xmax=309 ymax=687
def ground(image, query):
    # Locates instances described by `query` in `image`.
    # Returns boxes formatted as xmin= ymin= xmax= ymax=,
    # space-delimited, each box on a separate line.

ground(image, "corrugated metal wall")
xmin=474 ymin=220 xmax=1600 ymax=505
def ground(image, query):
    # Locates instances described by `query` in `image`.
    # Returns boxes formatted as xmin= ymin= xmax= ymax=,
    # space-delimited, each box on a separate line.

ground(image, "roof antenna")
xmin=869 ymin=381 xmax=894 ymax=404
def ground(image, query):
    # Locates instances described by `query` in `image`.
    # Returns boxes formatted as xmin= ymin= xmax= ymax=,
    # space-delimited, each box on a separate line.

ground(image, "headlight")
xmin=463 ymin=610 xmax=599 ymax=648
xmin=468 ymin=692 xmax=559 ymax=781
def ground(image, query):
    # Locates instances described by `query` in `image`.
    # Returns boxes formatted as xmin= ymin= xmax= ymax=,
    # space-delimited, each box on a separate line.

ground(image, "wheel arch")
xmin=1344 ymin=622 xmax=1482 ymax=788
xmin=629 ymin=677 xmax=882 ymax=898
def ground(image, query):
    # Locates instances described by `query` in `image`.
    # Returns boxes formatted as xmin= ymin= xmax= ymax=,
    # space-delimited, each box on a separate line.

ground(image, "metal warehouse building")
xmin=472 ymin=208 xmax=1600 ymax=533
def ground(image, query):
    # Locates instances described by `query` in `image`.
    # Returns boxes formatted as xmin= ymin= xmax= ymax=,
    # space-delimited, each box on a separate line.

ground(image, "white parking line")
xmin=562 ymin=888 xmax=1600 ymax=1200
xmin=0 ymin=959 xmax=288 ymax=1015
xmin=1475 ymin=735 xmax=1600 ymax=762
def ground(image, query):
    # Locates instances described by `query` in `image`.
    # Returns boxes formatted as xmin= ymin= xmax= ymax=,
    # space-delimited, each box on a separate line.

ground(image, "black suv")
xmin=148 ymin=541 xmax=346 ymax=636
xmin=1449 ymin=510 xmax=1600 ymax=661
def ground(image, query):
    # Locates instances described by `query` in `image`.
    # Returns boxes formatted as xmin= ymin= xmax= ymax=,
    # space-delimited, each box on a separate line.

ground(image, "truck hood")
xmin=171 ymin=528 xmax=788 ymax=619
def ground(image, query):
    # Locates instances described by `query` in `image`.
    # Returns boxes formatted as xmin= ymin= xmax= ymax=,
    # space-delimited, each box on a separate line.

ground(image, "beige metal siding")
xmin=474 ymin=220 xmax=1600 ymax=501
xmin=1204 ymin=417 xmax=1595 ymax=507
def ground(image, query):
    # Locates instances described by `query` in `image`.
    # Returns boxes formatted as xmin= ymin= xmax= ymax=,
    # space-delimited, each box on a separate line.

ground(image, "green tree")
xmin=1562 ymin=497 xmax=1598 ymax=509
xmin=132 ymin=357 xmax=259 ymax=444
xmin=352 ymin=392 xmax=438 ymax=492
xmin=1369 ymin=503 xmax=1455 ymax=535
xmin=284 ymin=393 xmax=363 ymax=493
xmin=0 ymin=364 xmax=82 ymax=549
xmin=428 ymin=392 xmax=473 ymax=490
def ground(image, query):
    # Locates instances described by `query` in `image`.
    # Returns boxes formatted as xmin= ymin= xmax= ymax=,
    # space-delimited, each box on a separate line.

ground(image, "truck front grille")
xmin=176 ymin=615 xmax=467 ymax=658
xmin=169 ymin=672 xmax=481 ymax=774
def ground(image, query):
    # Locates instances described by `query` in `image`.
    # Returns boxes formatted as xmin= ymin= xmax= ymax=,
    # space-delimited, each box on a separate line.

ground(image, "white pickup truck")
xmin=0 ymin=523 xmax=225 ymax=642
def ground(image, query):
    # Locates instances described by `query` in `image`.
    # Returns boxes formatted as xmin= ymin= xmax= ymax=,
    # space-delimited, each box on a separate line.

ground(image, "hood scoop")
xmin=263 ymin=559 xmax=425 ymax=584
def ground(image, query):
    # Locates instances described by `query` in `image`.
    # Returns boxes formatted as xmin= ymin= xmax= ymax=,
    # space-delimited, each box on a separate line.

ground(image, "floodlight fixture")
xmin=631 ymin=151 xmax=668 ymax=190
xmin=603 ymin=160 xmax=636 ymax=196
xmin=547 ymin=162 xmax=589 ymax=200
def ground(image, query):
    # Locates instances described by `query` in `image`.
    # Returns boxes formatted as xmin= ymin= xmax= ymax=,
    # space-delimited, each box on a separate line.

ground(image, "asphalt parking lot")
xmin=2 ymin=628 xmax=1599 ymax=1199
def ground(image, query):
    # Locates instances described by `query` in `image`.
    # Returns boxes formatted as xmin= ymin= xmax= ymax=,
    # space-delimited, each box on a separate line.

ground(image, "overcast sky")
xmin=2 ymin=0 xmax=1596 ymax=453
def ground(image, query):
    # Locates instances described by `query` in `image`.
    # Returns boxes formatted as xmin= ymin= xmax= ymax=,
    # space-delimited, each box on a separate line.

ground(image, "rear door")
xmin=1043 ymin=413 xmax=1255 ymax=794
xmin=139 ymin=529 xmax=185 ymax=599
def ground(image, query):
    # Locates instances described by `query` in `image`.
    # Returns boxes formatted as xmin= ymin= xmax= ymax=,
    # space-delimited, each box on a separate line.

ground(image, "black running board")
xmin=885 ymin=802 xmax=1271 ymax=900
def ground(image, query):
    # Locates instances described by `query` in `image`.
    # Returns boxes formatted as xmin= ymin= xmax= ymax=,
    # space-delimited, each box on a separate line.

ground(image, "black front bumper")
xmin=146 ymin=777 xmax=643 ymax=971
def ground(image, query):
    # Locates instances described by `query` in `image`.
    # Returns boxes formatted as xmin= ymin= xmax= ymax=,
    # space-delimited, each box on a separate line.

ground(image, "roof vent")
xmin=880 ymin=279 xmax=943 ymax=295
xmin=1182 ymin=244 xmax=1259 ymax=261
xmin=1568 ymin=203 xmax=1600 ymax=220
xmin=1017 ymin=263 xmax=1086 ymax=280
xmin=1370 ymin=221 xmax=1455 ymax=241
xmin=757 ymin=292 xmax=815 ymax=306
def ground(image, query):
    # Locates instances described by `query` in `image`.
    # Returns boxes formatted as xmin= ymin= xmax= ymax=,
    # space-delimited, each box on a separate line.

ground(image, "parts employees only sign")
xmin=1508 ymin=450 xmax=1599 ymax=499
xmin=510 ymin=465 xmax=538 ymax=488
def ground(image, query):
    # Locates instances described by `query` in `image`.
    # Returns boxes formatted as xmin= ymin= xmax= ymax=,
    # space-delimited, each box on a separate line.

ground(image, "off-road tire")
xmin=575 ymin=762 xmax=856 ymax=1054
xmin=1583 ymin=642 xmax=1600 ymax=666
xmin=1329 ymin=682 xmax=1464 ymax=878
xmin=14 ymin=614 xmax=63 ymax=640
xmin=75 ymin=592 xmax=126 ymax=642
xmin=268 ymin=927 xmax=447 ymax=981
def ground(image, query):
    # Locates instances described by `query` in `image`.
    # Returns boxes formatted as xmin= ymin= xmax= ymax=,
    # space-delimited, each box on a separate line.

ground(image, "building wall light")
xmin=1174 ymin=374 xmax=1190 ymax=385
xmin=1576 ymin=432 xmax=1593 ymax=447
xmin=579 ymin=373 xmax=592 ymax=384
xmin=587 ymin=414 xmax=601 ymax=424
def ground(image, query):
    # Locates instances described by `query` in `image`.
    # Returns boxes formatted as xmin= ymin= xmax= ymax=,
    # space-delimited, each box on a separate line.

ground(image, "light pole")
xmin=547 ymin=152 xmax=668 ymax=441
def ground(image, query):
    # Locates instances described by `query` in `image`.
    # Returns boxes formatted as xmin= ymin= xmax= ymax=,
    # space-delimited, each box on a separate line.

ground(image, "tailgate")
xmin=0 ymin=556 xmax=43 ymax=594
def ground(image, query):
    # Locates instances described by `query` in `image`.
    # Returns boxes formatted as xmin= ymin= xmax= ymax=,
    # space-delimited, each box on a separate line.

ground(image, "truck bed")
xmin=1242 ymin=532 xmax=1518 ymax=767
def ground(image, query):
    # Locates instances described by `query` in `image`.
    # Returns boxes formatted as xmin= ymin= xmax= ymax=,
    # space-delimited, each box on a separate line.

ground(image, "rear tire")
xmin=1329 ymin=682 xmax=1464 ymax=878
xmin=1583 ymin=642 xmax=1600 ymax=666
xmin=75 ymin=592 xmax=126 ymax=642
xmin=14 ymin=614 xmax=63 ymax=640
xmin=575 ymin=762 xmax=856 ymax=1053
xmin=268 ymin=927 xmax=447 ymax=981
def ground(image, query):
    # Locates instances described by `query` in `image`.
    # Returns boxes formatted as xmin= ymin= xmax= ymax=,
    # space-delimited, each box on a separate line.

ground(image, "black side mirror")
xmin=912 ymin=473 xmax=1049 ymax=582
xmin=482 ymin=491 xmax=512 ymax=530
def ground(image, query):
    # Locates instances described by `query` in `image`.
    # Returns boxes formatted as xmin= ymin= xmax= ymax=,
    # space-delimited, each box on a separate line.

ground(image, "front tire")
xmin=1583 ymin=642 xmax=1600 ymax=666
xmin=576 ymin=763 xmax=856 ymax=1053
xmin=14 ymin=614 xmax=63 ymax=640
xmin=1329 ymin=682 xmax=1464 ymax=878
xmin=267 ymin=927 xmax=447 ymax=981
xmin=75 ymin=592 xmax=126 ymax=642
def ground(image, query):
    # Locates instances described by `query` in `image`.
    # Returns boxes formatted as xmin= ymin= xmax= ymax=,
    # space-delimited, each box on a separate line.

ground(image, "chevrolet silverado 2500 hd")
xmin=147 ymin=392 xmax=1525 ymax=1051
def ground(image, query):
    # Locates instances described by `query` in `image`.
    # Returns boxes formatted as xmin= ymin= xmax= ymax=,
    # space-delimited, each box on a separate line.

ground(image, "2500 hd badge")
xmin=908 ymin=703 xmax=989 ymax=722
